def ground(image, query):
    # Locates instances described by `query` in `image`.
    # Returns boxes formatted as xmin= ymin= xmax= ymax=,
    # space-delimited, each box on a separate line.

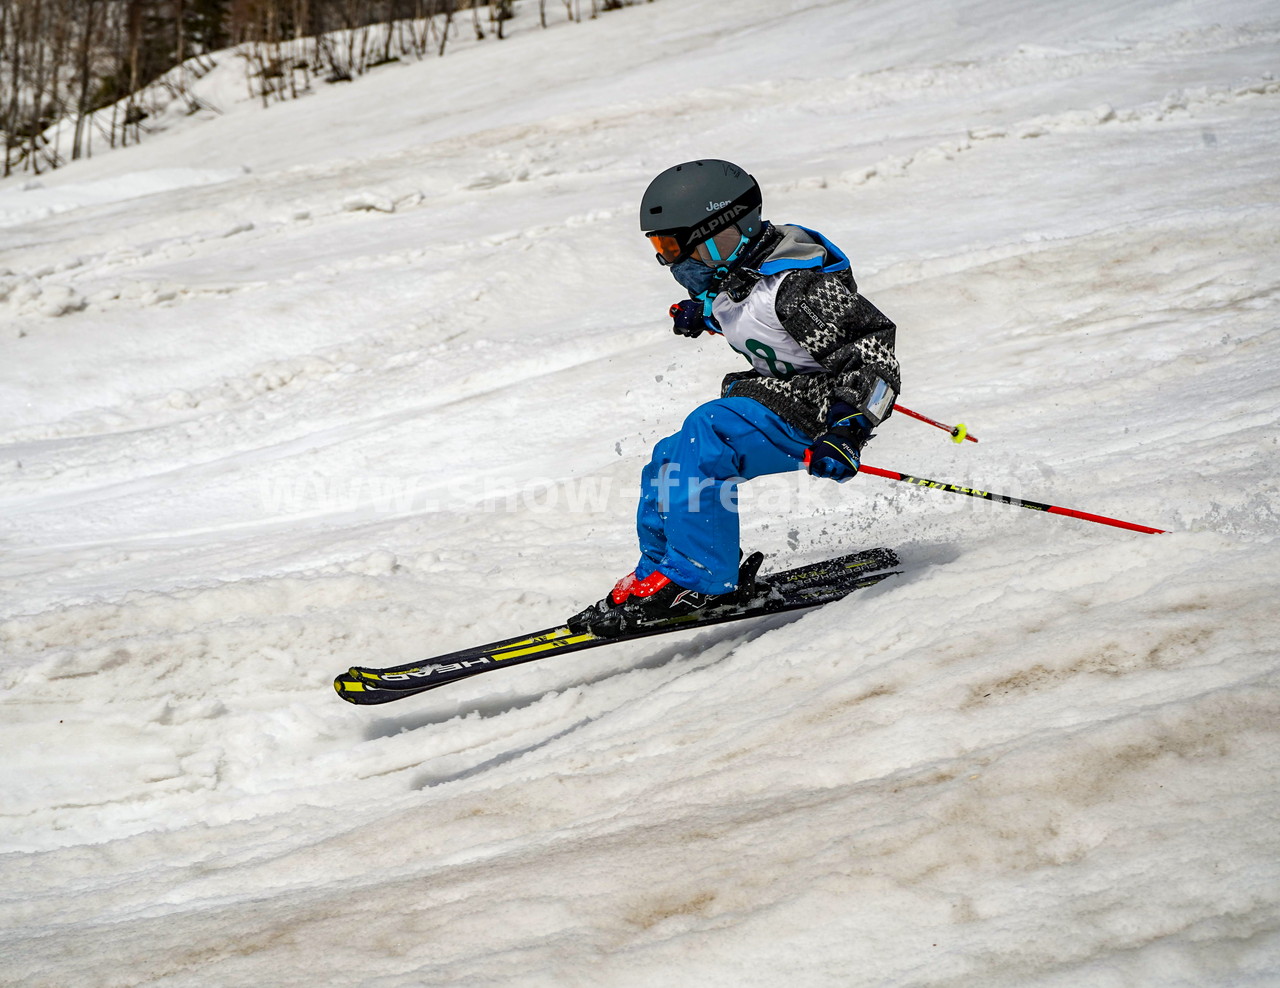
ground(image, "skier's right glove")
xmin=805 ymin=402 xmax=873 ymax=483
xmin=669 ymin=300 xmax=717 ymax=338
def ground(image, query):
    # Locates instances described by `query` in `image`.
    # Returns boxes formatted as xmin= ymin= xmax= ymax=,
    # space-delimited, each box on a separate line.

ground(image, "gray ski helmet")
xmin=640 ymin=159 xmax=762 ymax=265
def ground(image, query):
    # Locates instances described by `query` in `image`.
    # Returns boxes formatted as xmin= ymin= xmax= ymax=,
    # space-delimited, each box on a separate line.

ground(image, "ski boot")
xmin=567 ymin=551 xmax=773 ymax=638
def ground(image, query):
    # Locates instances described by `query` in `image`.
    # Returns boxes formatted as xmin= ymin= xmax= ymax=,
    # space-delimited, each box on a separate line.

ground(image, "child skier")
xmin=569 ymin=159 xmax=900 ymax=636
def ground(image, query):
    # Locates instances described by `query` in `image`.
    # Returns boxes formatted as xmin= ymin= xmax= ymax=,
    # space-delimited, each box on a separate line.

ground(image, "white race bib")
xmin=712 ymin=273 xmax=824 ymax=379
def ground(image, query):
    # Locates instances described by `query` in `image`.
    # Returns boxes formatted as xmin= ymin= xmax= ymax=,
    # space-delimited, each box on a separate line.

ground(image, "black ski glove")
xmin=806 ymin=402 xmax=873 ymax=482
xmin=669 ymin=299 xmax=717 ymax=338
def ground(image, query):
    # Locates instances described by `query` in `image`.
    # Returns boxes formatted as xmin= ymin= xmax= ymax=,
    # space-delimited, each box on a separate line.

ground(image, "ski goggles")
xmin=647 ymin=233 xmax=688 ymax=266
xmin=644 ymin=185 xmax=762 ymax=266
xmin=648 ymin=226 xmax=749 ymax=267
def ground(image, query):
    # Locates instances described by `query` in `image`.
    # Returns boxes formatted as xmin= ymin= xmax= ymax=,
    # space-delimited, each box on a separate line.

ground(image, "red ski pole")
xmin=859 ymin=464 xmax=1167 ymax=535
xmin=893 ymin=404 xmax=977 ymax=444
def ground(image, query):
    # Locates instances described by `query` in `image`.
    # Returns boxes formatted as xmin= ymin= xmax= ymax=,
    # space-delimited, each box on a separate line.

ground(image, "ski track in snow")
xmin=1 ymin=0 xmax=1279 ymax=985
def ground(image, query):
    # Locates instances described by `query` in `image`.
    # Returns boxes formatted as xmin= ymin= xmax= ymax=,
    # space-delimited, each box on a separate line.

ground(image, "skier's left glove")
xmin=669 ymin=300 xmax=717 ymax=338
xmin=805 ymin=402 xmax=873 ymax=483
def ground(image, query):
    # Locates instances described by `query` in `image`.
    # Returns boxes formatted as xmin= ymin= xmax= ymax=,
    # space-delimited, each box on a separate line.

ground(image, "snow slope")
xmin=1 ymin=0 xmax=1279 ymax=984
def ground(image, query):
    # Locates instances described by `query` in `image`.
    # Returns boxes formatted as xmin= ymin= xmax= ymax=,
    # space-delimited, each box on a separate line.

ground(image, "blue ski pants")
xmin=634 ymin=397 xmax=813 ymax=594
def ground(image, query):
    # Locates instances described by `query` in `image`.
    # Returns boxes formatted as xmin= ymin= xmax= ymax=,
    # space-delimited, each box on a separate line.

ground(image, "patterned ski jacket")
xmin=707 ymin=223 xmax=900 ymax=439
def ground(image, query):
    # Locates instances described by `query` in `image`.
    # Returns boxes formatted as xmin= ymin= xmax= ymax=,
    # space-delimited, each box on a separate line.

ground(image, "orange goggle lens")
xmin=648 ymin=234 xmax=685 ymax=265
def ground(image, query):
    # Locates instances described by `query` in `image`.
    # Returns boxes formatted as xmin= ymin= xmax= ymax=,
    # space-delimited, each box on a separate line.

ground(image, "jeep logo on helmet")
xmin=706 ymin=199 xmax=732 ymax=212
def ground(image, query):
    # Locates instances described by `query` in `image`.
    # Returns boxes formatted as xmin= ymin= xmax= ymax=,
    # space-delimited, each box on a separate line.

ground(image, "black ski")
xmin=334 ymin=547 xmax=898 ymax=705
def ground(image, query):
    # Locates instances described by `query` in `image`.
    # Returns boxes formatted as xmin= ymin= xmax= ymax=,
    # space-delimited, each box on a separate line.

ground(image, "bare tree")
xmin=0 ymin=0 xmax=654 ymax=176
xmin=1 ymin=1 xmax=21 ymax=176
xmin=71 ymin=0 xmax=103 ymax=159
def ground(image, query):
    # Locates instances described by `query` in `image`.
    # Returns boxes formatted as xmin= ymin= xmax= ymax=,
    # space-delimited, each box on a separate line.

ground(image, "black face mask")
xmin=670 ymin=256 xmax=717 ymax=296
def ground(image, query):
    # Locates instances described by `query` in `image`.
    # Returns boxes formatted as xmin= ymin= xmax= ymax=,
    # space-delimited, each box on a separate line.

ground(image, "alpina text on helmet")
xmin=688 ymin=202 xmax=750 ymax=246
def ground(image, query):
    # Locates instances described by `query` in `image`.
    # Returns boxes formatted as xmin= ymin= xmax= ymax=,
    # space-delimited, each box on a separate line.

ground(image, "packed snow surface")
xmin=2 ymin=0 xmax=1279 ymax=985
